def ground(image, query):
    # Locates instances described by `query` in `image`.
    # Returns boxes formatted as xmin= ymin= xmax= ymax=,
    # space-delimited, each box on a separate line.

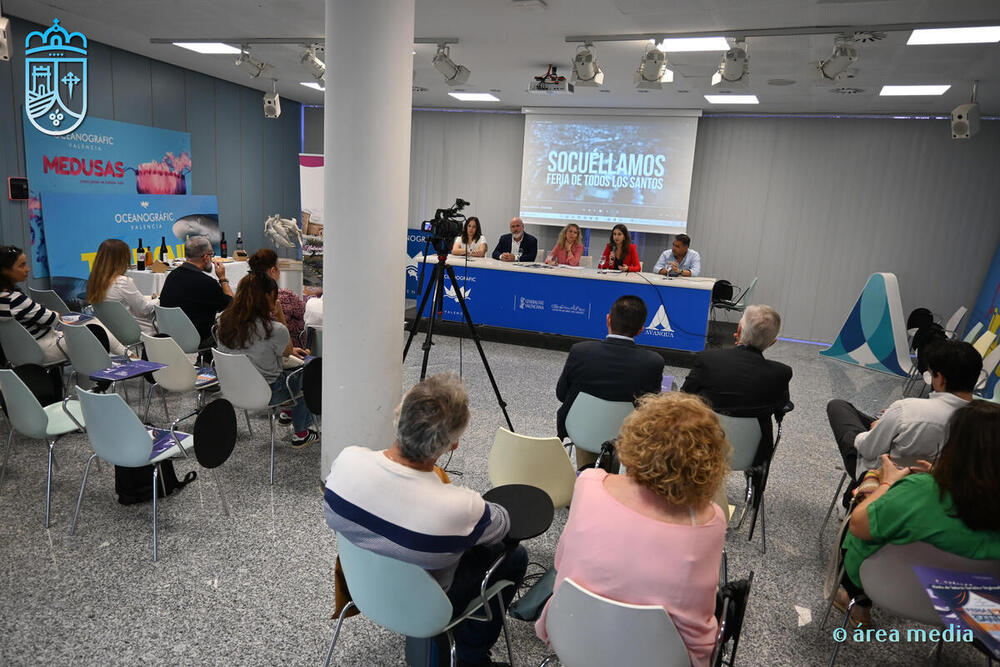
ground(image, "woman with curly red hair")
xmin=536 ymin=392 xmax=730 ymax=667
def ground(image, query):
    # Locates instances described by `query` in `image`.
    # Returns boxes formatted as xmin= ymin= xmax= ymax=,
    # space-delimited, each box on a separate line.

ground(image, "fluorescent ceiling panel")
xmin=704 ymin=94 xmax=759 ymax=104
xmin=879 ymin=85 xmax=951 ymax=96
xmin=300 ymin=81 xmax=325 ymax=91
xmin=656 ymin=37 xmax=730 ymax=52
xmin=448 ymin=92 xmax=500 ymax=101
xmin=907 ymin=26 xmax=1000 ymax=45
xmin=173 ymin=42 xmax=241 ymax=54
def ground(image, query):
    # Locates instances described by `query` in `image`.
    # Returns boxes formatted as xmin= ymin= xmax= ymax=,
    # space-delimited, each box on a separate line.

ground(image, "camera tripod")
xmin=403 ymin=245 xmax=514 ymax=431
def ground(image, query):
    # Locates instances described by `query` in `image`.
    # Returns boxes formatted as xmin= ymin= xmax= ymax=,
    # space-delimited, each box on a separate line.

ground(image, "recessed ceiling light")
xmin=704 ymin=94 xmax=759 ymax=104
xmin=655 ymin=37 xmax=730 ymax=52
xmin=879 ymin=85 xmax=951 ymax=96
xmin=448 ymin=92 xmax=500 ymax=102
xmin=174 ymin=42 xmax=241 ymax=54
xmin=907 ymin=26 xmax=1000 ymax=45
xmin=300 ymin=81 xmax=325 ymax=91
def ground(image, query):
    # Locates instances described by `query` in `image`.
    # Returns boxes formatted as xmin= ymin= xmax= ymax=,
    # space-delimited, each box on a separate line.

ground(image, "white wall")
xmin=405 ymin=111 xmax=1000 ymax=342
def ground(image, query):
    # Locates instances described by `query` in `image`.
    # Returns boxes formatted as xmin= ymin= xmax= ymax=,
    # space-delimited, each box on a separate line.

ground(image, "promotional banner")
xmin=298 ymin=154 xmax=324 ymax=288
xmin=40 ymin=192 xmax=218 ymax=301
xmin=406 ymin=229 xmax=434 ymax=298
xmin=22 ymin=112 xmax=192 ymax=276
xmin=970 ymin=241 xmax=1000 ymax=397
xmin=413 ymin=260 xmax=711 ymax=352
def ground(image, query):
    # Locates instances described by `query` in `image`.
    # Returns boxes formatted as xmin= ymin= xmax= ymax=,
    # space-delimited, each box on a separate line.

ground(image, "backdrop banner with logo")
xmin=22 ymin=112 xmax=192 ymax=277
xmin=411 ymin=258 xmax=711 ymax=352
xmin=39 ymin=192 xmax=218 ymax=303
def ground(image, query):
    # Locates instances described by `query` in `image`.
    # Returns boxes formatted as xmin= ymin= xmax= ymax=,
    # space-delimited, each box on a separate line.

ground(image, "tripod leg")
xmin=419 ymin=263 xmax=447 ymax=381
xmin=404 ymin=261 xmax=441 ymax=361
xmin=443 ymin=264 xmax=515 ymax=431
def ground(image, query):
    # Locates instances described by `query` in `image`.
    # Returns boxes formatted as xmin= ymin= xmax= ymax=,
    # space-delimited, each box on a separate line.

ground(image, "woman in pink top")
xmin=544 ymin=223 xmax=584 ymax=266
xmin=536 ymin=392 xmax=730 ymax=667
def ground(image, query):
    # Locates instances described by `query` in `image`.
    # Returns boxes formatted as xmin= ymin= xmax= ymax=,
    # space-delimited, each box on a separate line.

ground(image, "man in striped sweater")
xmin=324 ymin=373 xmax=527 ymax=667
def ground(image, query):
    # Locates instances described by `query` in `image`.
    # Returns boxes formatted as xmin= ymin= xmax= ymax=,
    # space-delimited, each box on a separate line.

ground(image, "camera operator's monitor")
xmin=519 ymin=112 xmax=699 ymax=234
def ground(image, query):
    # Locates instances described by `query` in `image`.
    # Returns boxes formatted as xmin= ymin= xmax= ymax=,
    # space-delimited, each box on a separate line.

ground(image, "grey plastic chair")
xmin=830 ymin=542 xmax=1000 ymax=665
xmin=0 ymin=368 xmax=85 ymax=527
xmin=0 ymin=319 xmax=64 ymax=368
xmin=539 ymin=577 xmax=691 ymax=667
xmin=154 ymin=305 xmax=204 ymax=354
xmin=716 ymin=413 xmax=769 ymax=552
xmin=69 ymin=388 xmax=194 ymax=561
xmin=962 ymin=321 xmax=984 ymax=344
xmin=942 ymin=305 xmax=968 ymax=340
xmin=92 ymin=301 xmax=143 ymax=357
xmin=27 ymin=287 xmax=70 ymax=316
xmin=212 ymin=348 xmax=304 ymax=485
xmin=60 ymin=322 xmax=115 ymax=392
xmin=140 ymin=333 xmax=218 ymax=422
xmin=322 ymin=536 xmax=516 ymax=667
xmin=564 ymin=392 xmax=634 ymax=468
xmin=303 ymin=325 xmax=323 ymax=357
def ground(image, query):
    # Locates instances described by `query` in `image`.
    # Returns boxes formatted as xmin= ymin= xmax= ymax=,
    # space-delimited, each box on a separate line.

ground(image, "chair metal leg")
xmin=0 ymin=429 xmax=14 ymax=494
xmin=758 ymin=495 xmax=766 ymax=554
xmin=70 ymin=453 xmax=98 ymax=535
xmin=322 ymin=600 xmax=356 ymax=667
xmin=160 ymin=392 xmax=169 ymax=422
xmin=45 ymin=439 xmax=55 ymax=528
xmin=214 ymin=469 xmax=230 ymax=517
xmin=735 ymin=477 xmax=754 ymax=530
xmin=269 ymin=411 xmax=276 ymax=485
xmin=499 ymin=595 xmax=514 ymax=666
xmin=244 ymin=410 xmax=253 ymax=434
xmin=152 ymin=464 xmax=159 ymax=561
xmin=829 ymin=598 xmax=858 ymax=667
xmin=539 ymin=656 xmax=558 ymax=667
xmin=819 ymin=472 xmax=849 ymax=540
xmin=142 ymin=385 xmax=155 ymax=423
xmin=447 ymin=630 xmax=457 ymax=667
xmin=820 ymin=561 xmax=848 ymax=629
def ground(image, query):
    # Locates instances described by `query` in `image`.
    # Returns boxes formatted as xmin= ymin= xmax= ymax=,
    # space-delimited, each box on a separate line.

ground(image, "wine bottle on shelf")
xmin=183 ymin=234 xmax=190 ymax=259
xmin=235 ymin=232 xmax=244 ymax=254
xmin=220 ymin=232 xmax=228 ymax=258
xmin=159 ymin=236 xmax=169 ymax=262
xmin=136 ymin=238 xmax=144 ymax=268
xmin=145 ymin=246 xmax=153 ymax=267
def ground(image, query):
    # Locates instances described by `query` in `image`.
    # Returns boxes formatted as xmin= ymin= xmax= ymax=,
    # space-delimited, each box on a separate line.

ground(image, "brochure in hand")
xmin=148 ymin=427 xmax=191 ymax=461
xmin=913 ymin=566 xmax=1000 ymax=658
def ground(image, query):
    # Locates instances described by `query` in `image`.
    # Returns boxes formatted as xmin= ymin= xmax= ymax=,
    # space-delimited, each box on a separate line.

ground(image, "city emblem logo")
xmin=25 ymin=19 xmax=88 ymax=136
xmin=647 ymin=305 xmax=674 ymax=332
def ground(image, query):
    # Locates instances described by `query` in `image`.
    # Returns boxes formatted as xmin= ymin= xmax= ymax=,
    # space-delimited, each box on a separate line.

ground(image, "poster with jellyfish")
xmin=22 ymin=112 xmax=192 ymax=278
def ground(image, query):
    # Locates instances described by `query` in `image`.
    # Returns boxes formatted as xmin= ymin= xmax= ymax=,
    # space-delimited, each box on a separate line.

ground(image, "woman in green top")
xmin=839 ymin=400 xmax=1000 ymax=627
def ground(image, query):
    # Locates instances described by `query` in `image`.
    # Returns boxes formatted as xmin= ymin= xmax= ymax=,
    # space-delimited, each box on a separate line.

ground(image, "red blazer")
xmin=598 ymin=243 xmax=640 ymax=272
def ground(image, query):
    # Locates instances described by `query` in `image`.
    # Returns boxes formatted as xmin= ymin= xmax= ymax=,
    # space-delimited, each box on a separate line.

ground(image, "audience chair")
xmin=710 ymin=277 xmax=758 ymax=322
xmin=972 ymin=329 xmax=997 ymax=358
xmin=303 ymin=325 xmax=323 ymax=357
xmin=154 ymin=305 xmax=207 ymax=356
xmin=962 ymin=321 xmax=984 ymax=344
xmin=140 ymin=333 xmax=218 ymax=423
xmin=488 ymin=427 xmax=576 ymax=509
xmin=942 ymin=305 xmax=968 ymax=340
xmin=192 ymin=398 xmax=237 ymax=517
xmin=0 ymin=319 xmax=66 ymax=369
xmin=323 ymin=536 xmax=516 ymax=667
xmin=539 ymin=577 xmax=691 ymax=667
xmin=302 ymin=357 xmax=321 ymax=415
xmin=92 ymin=301 xmax=143 ymax=358
xmin=975 ymin=344 xmax=1000 ymax=395
xmin=829 ymin=542 xmax=1000 ymax=666
xmin=59 ymin=322 xmax=119 ymax=394
xmin=818 ymin=470 xmax=850 ymax=544
xmin=716 ymin=412 xmax=772 ymax=553
xmin=0 ymin=368 xmax=85 ymax=527
xmin=68 ymin=387 xmax=195 ymax=561
xmin=578 ymin=255 xmax=593 ymax=268
xmin=27 ymin=287 xmax=70 ymax=316
xmin=564 ymin=392 xmax=634 ymax=469
xmin=212 ymin=348 xmax=305 ymax=485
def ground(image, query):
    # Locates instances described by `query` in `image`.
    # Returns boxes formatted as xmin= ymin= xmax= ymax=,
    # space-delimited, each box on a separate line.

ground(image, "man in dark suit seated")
xmin=158 ymin=235 xmax=233 ymax=348
xmin=556 ymin=295 xmax=665 ymax=468
xmin=492 ymin=217 xmax=537 ymax=263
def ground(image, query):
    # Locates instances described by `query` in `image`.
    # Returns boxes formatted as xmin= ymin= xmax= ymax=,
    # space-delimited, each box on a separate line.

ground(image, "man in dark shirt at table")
xmin=158 ymin=235 xmax=233 ymax=348
xmin=556 ymin=295 xmax=664 ymax=468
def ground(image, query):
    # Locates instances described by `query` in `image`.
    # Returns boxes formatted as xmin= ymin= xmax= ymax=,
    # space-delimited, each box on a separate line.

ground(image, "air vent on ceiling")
xmin=412 ymin=86 xmax=428 ymax=93
xmin=843 ymin=31 xmax=887 ymax=43
xmin=767 ymin=79 xmax=796 ymax=86
xmin=830 ymin=87 xmax=865 ymax=95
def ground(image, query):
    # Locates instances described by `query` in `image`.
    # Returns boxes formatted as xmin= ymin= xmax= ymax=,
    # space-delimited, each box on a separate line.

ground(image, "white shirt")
xmin=853 ymin=391 xmax=970 ymax=477
xmin=105 ymin=274 xmax=158 ymax=335
xmin=453 ymin=235 xmax=488 ymax=254
xmin=510 ymin=235 xmax=522 ymax=259
xmin=303 ymin=295 xmax=323 ymax=329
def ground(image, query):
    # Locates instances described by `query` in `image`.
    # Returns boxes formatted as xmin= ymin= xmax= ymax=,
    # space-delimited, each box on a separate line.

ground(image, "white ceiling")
xmin=6 ymin=0 xmax=1000 ymax=114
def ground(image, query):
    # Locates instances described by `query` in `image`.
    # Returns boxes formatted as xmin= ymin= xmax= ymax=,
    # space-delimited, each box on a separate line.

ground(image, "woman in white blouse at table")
xmin=451 ymin=216 xmax=488 ymax=257
xmin=86 ymin=238 xmax=158 ymax=335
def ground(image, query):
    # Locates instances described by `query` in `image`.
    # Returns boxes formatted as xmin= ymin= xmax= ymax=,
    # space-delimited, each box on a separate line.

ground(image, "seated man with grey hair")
xmin=158 ymin=235 xmax=233 ymax=347
xmin=324 ymin=373 xmax=527 ymax=667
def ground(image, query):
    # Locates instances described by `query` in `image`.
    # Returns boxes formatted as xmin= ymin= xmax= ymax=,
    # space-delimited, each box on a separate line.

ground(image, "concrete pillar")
xmin=321 ymin=0 xmax=414 ymax=474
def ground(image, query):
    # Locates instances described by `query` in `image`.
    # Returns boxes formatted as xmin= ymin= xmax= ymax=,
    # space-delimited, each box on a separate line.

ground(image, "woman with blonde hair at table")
xmin=86 ymin=238 xmax=158 ymax=335
xmin=545 ymin=223 xmax=584 ymax=266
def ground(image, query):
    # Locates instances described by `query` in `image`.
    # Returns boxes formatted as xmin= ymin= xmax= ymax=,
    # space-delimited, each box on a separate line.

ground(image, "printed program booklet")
xmin=148 ymin=428 xmax=191 ymax=460
xmin=914 ymin=566 xmax=1000 ymax=658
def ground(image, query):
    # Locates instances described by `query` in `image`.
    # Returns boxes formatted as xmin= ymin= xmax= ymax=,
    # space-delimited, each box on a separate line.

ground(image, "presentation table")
xmin=413 ymin=256 xmax=715 ymax=352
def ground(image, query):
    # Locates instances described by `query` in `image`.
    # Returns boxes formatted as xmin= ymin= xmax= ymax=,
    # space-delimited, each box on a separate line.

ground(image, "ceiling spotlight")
xmin=818 ymin=37 xmax=858 ymax=82
xmin=711 ymin=41 xmax=749 ymax=88
xmin=235 ymin=46 xmax=271 ymax=79
xmin=634 ymin=43 xmax=673 ymax=90
xmin=301 ymin=44 xmax=326 ymax=82
xmin=433 ymin=44 xmax=470 ymax=86
xmin=571 ymin=43 xmax=604 ymax=87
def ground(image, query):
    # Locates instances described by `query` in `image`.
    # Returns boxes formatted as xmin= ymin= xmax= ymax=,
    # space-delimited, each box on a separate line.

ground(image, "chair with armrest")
xmin=322 ymin=535 xmax=516 ymax=667
xmin=92 ymin=301 xmax=143 ymax=358
xmin=488 ymin=427 xmax=576 ymax=509
xmin=564 ymin=392 xmax=634 ymax=470
xmin=27 ymin=287 xmax=70 ymax=316
xmin=0 ymin=367 xmax=85 ymax=527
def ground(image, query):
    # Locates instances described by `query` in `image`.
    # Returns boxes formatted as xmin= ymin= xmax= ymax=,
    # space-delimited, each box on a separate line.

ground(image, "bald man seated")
xmin=492 ymin=217 xmax=537 ymax=263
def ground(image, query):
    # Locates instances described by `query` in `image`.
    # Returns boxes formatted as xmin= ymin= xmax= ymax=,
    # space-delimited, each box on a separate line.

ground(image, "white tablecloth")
xmin=128 ymin=260 xmax=302 ymax=296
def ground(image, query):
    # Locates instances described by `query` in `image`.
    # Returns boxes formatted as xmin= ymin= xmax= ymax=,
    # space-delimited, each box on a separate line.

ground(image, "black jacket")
xmin=158 ymin=261 xmax=232 ymax=343
xmin=491 ymin=233 xmax=538 ymax=262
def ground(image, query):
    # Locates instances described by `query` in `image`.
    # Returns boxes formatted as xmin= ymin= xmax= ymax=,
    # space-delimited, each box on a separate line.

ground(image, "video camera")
xmin=421 ymin=198 xmax=470 ymax=244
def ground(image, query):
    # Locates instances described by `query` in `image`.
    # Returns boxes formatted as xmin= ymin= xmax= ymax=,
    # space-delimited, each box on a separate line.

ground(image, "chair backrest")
xmin=905 ymin=307 xmax=934 ymax=332
xmin=211 ymin=348 xmax=273 ymax=410
xmin=0 ymin=368 xmax=51 ymax=438
xmin=193 ymin=398 xmax=237 ymax=469
xmin=337 ymin=536 xmax=454 ymax=638
xmin=76 ymin=388 xmax=154 ymax=467
xmin=27 ymin=287 xmax=70 ymax=315
xmin=972 ymin=330 xmax=997 ymax=358
xmin=545 ymin=578 xmax=691 ymax=667
xmin=962 ymin=321 xmax=984 ymax=344
xmin=734 ymin=277 xmax=759 ymax=308
xmin=488 ymin=427 xmax=576 ymax=509
xmin=715 ymin=413 xmax=762 ymax=472
xmin=579 ymin=255 xmax=593 ymax=268
xmin=976 ymin=344 xmax=1000 ymax=392
xmin=859 ymin=542 xmax=1000 ymax=627
xmin=154 ymin=305 xmax=202 ymax=353
xmin=302 ymin=357 xmax=321 ymax=414
xmin=305 ymin=325 xmax=323 ymax=357
xmin=141 ymin=333 xmax=196 ymax=392
xmin=92 ymin=301 xmax=142 ymax=347
xmin=565 ymin=392 xmax=634 ymax=454
xmin=61 ymin=323 xmax=113 ymax=387
xmin=943 ymin=306 xmax=968 ymax=339
xmin=0 ymin=319 xmax=45 ymax=366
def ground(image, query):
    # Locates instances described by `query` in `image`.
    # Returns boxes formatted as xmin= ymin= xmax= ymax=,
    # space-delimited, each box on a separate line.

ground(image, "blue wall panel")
xmin=85 ymin=42 xmax=115 ymax=120
xmin=184 ymin=71 xmax=217 ymax=197
xmin=239 ymin=86 xmax=265 ymax=253
xmin=111 ymin=49 xmax=152 ymax=125
xmin=150 ymin=61 xmax=187 ymax=132
xmin=213 ymin=81 xmax=243 ymax=251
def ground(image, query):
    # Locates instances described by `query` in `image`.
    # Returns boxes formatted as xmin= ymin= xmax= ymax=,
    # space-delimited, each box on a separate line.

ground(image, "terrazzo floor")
xmin=0 ymin=332 xmax=990 ymax=666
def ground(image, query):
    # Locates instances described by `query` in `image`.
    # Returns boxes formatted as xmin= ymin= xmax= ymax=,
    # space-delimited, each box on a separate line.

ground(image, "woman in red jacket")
xmin=598 ymin=224 xmax=640 ymax=272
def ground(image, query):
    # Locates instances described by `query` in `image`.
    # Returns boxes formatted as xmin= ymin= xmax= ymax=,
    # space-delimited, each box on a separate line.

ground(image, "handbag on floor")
xmin=509 ymin=566 xmax=557 ymax=621
xmin=114 ymin=460 xmax=196 ymax=505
